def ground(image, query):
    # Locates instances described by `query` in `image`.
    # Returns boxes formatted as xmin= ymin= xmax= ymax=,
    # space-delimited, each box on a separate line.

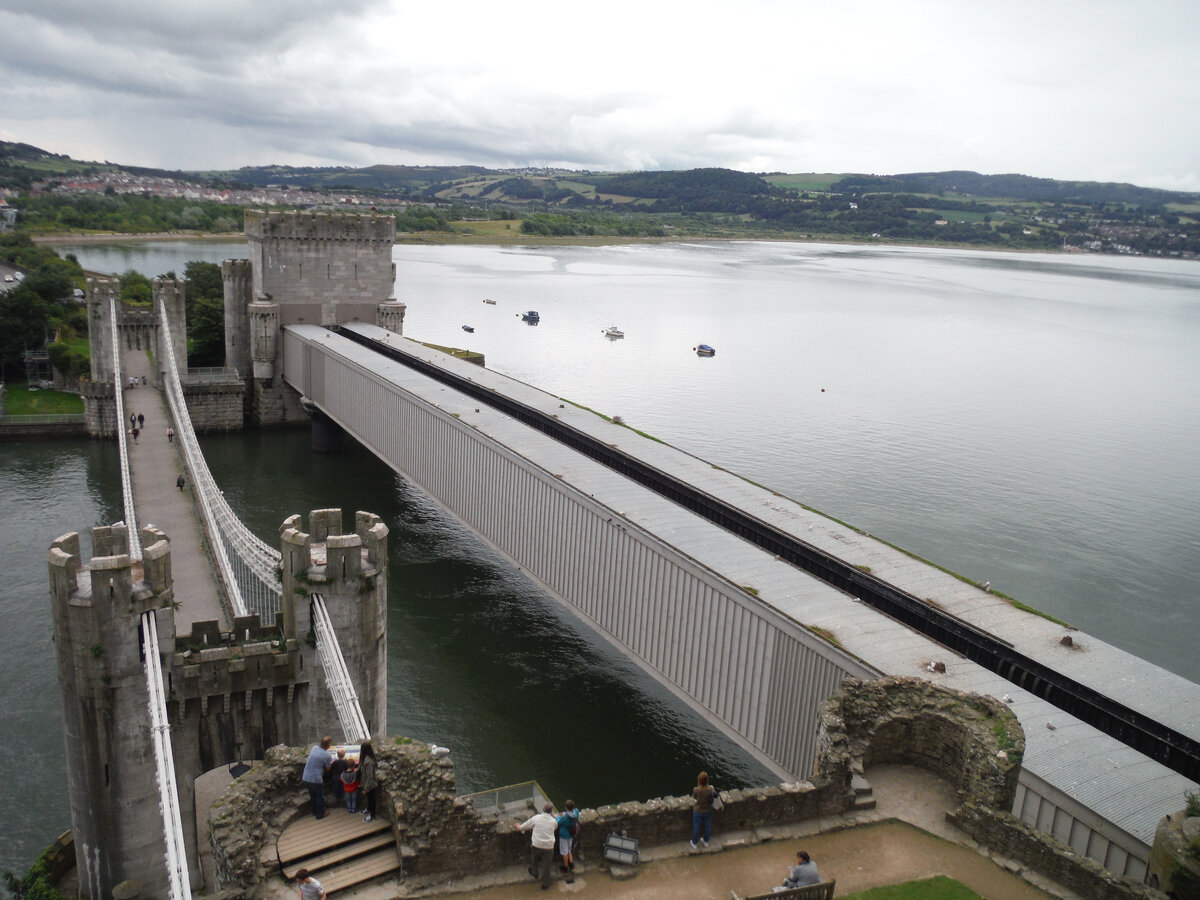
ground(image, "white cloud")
xmin=1 ymin=0 xmax=1197 ymax=190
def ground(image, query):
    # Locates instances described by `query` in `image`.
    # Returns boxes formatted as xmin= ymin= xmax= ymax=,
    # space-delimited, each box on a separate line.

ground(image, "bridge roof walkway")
xmin=121 ymin=348 xmax=228 ymax=632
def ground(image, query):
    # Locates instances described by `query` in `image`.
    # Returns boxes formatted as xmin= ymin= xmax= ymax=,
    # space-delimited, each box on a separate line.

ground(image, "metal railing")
xmin=310 ymin=593 xmax=370 ymax=743
xmin=459 ymin=781 xmax=553 ymax=819
xmin=157 ymin=298 xmax=280 ymax=622
xmin=182 ymin=366 xmax=242 ymax=385
xmin=111 ymin=299 xmax=143 ymax=562
xmin=141 ymin=610 xmax=191 ymax=900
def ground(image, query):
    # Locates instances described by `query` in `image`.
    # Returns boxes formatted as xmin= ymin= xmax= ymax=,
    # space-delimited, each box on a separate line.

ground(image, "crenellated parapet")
xmin=245 ymin=209 xmax=397 ymax=244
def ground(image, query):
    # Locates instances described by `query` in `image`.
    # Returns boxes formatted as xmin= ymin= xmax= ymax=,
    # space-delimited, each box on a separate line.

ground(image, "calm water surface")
xmin=8 ymin=238 xmax=1196 ymax=879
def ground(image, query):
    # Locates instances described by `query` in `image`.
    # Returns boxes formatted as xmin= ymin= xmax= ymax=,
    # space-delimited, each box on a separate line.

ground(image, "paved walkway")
xmin=254 ymin=765 xmax=1084 ymax=900
xmin=121 ymin=348 xmax=228 ymax=631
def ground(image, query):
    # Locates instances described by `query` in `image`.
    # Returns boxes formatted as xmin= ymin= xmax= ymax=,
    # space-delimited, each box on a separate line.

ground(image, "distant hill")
xmin=4 ymin=140 xmax=1198 ymax=256
xmin=828 ymin=170 xmax=1194 ymax=208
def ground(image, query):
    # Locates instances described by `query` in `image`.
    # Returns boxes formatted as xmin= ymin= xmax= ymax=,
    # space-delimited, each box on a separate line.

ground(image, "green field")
xmin=764 ymin=173 xmax=846 ymax=192
xmin=2 ymin=384 xmax=84 ymax=415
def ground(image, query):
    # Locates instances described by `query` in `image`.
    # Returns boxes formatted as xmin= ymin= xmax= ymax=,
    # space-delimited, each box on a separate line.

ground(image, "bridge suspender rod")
xmin=141 ymin=610 xmax=192 ymax=900
xmin=157 ymin=299 xmax=285 ymax=621
xmin=110 ymin=299 xmax=143 ymax=562
xmin=309 ymin=593 xmax=370 ymax=743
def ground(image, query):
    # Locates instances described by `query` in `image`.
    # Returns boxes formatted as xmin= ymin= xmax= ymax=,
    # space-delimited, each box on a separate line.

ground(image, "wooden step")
xmin=281 ymin=831 xmax=395 ymax=879
xmin=319 ymin=847 xmax=401 ymax=895
xmin=277 ymin=814 xmax=391 ymax=865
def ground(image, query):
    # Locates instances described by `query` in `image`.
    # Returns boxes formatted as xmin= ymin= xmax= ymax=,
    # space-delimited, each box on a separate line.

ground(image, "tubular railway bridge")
xmin=284 ymin=321 xmax=1199 ymax=883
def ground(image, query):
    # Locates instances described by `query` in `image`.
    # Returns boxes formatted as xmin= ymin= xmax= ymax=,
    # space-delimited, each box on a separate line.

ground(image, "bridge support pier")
xmin=302 ymin=398 xmax=347 ymax=453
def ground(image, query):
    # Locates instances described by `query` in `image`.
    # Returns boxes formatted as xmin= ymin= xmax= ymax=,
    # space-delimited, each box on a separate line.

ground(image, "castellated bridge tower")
xmin=222 ymin=210 xmax=406 ymax=426
xmin=48 ymin=511 xmax=387 ymax=898
xmin=81 ymin=275 xmax=189 ymax=436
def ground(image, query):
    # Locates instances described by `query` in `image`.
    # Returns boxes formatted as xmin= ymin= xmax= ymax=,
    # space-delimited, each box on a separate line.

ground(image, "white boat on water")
xmin=603 ymin=325 xmax=625 ymax=338
xmin=483 ymin=298 xmax=496 ymax=304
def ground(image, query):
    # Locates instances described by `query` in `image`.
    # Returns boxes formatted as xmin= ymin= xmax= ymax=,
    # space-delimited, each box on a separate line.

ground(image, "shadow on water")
xmin=198 ymin=428 xmax=774 ymax=807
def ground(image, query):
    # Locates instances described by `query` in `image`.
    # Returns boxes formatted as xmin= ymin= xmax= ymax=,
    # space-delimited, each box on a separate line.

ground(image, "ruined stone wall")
xmin=950 ymin=804 xmax=1165 ymax=900
xmin=821 ymin=676 xmax=1023 ymax=811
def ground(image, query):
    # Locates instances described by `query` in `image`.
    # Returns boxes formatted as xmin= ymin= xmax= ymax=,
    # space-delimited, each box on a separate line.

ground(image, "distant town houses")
xmin=30 ymin=172 xmax=408 ymax=213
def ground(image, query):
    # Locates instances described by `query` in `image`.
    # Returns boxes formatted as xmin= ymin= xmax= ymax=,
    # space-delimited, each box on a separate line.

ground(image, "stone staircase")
xmin=276 ymin=812 xmax=400 ymax=895
xmin=851 ymin=764 xmax=876 ymax=812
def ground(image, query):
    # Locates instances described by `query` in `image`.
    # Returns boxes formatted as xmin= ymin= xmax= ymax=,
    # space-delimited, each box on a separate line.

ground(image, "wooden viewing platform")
xmin=275 ymin=812 xmax=400 ymax=895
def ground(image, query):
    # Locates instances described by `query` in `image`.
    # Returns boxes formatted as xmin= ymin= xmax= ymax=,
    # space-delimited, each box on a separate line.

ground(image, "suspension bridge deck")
xmin=121 ymin=348 xmax=227 ymax=630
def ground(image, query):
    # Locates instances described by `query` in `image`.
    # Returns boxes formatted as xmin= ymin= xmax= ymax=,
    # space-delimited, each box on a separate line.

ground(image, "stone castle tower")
xmin=49 ymin=510 xmax=387 ymax=899
xmin=222 ymin=210 xmax=406 ymax=426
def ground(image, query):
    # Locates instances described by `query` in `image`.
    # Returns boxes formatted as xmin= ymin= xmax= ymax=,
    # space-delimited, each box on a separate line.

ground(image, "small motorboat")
xmin=603 ymin=325 xmax=625 ymax=338
xmin=462 ymin=325 xmax=475 ymax=333
xmin=694 ymin=344 xmax=716 ymax=356
xmin=483 ymin=298 xmax=496 ymax=305
xmin=521 ymin=310 xmax=540 ymax=323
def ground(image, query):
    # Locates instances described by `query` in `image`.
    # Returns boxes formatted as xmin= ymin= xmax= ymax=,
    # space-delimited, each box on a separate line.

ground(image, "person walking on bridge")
xmin=137 ymin=412 xmax=144 ymax=429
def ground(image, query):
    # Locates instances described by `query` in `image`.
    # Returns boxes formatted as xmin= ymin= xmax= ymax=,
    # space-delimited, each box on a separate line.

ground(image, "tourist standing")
xmin=691 ymin=771 xmax=718 ymax=850
xmin=341 ymin=758 xmax=360 ymax=814
xmin=556 ymin=799 xmax=580 ymax=879
xmin=295 ymin=868 xmax=326 ymax=900
xmin=302 ymin=736 xmax=334 ymax=820
xmin=359 ymin=741 xmax=379 ymax=822
xmin=517 ymin=802 xmax=558 ymax=890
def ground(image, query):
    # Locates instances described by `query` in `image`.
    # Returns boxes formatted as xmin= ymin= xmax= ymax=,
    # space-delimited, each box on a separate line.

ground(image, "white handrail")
xmin=110 ymin=299 xmax=143 ymax=562
xmin=142 ymin=610 xmax=192 ymax=900
xmin=310 ymin=593 xmax=370 ymax=743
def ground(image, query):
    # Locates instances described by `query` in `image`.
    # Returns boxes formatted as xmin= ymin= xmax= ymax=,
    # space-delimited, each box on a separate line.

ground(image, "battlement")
xmin=245 ymin=210 xmax=396 ymax=245
xmin=48 ymin=525 xmax=174 ymax=616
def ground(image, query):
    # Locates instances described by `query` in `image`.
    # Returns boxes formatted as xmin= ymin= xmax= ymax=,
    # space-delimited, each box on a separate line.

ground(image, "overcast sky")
xmin=2 ymin=0 xmax=1197 ymax=191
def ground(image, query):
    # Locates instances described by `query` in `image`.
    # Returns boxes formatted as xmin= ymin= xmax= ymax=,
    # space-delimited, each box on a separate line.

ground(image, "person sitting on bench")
xmin=776 ymin=849 xmax=821 ymax=890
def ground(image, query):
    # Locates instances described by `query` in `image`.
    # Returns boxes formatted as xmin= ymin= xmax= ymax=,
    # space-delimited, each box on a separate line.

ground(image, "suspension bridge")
xmin=77 ymin=295 xmax=373 ymax=899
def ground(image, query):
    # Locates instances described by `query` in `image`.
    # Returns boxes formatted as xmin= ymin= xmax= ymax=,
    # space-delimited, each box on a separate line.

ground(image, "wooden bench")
xmin=730 ymin=879 xmax=836 ymax=900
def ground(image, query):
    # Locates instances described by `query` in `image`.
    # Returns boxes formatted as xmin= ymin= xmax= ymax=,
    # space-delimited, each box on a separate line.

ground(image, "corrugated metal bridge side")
xmin=283 ymin=325 xmax=873 ymax=779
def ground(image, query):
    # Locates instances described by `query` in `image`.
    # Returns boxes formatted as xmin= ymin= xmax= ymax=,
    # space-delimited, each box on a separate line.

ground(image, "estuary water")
xmin=4 ymin=238 xmax=1198 ymax=878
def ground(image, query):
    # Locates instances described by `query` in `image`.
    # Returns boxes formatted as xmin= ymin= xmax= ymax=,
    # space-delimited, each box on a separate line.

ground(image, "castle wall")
xmin=182 ymin=381 xmax=246 ymax=432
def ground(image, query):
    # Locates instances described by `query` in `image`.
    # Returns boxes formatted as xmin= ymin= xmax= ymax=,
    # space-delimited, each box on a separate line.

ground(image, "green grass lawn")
xmin=842 ymin=876 xmax=983 ymax=900
xmin=2 ymin=384 xmax=84 ymax=415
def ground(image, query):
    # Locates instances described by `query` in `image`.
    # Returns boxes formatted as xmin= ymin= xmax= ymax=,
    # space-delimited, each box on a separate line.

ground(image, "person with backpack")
xmin=556 ymin=799 xmax=580 ymax=880
xmin=341 ymin=757 xmax=360 ymax=813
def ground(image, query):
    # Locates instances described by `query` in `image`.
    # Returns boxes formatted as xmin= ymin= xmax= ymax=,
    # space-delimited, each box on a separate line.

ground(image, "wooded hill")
xmin=4 ymin=141 xmax=1198 ymax=255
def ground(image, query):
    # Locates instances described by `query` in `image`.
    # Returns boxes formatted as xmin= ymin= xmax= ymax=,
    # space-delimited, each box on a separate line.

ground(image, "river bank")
xmin=30 ymin=228 xmax=1084 ymax=255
